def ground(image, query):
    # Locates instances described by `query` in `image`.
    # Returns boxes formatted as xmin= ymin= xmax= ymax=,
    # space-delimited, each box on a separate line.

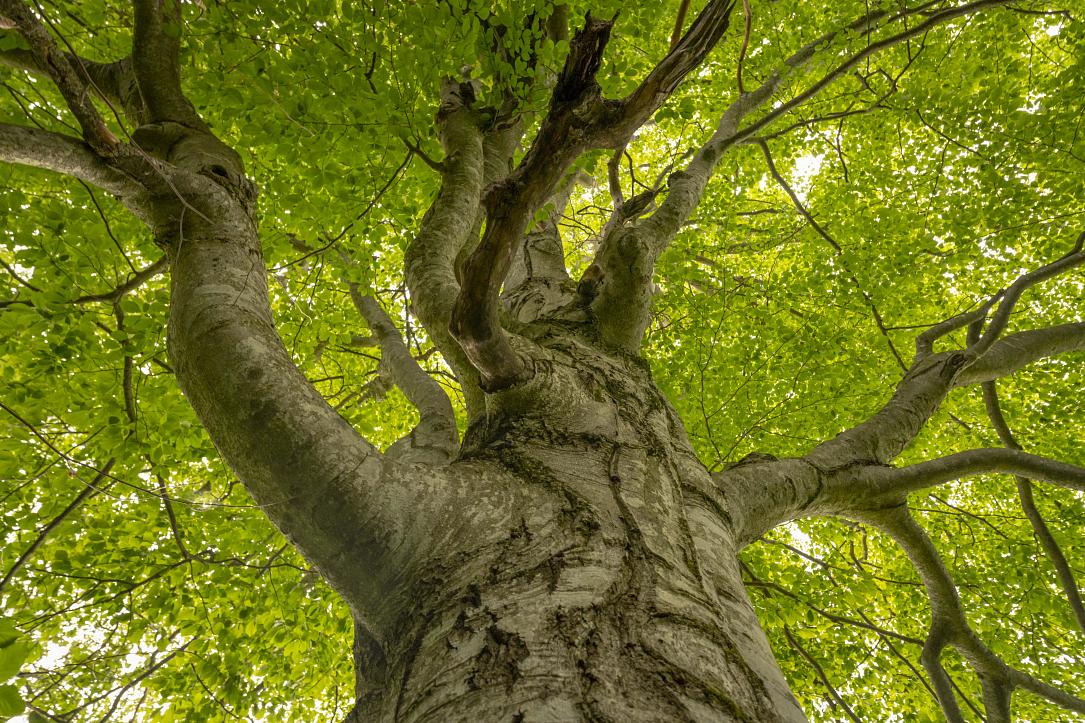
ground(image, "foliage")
xmin=0 ymin=0 xmax=1083 ymax=719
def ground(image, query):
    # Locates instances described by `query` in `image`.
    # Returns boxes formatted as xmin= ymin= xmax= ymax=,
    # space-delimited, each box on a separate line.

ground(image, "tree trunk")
xmin=345 ymin=333 xmax=807 ymax=722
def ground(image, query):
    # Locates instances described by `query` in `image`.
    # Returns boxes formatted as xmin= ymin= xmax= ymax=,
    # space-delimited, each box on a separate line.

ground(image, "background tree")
xmin=0 ymin=0 xmax=1083 ymax=720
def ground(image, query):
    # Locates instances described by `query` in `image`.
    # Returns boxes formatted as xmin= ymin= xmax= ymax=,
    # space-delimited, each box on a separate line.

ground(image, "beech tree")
xmin=1 ymin=0 xmax=1084 ymax=720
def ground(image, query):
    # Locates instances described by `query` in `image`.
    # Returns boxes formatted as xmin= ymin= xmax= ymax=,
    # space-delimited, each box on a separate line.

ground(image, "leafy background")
xmin=1 ymin=0 xmax=1082 ymax=719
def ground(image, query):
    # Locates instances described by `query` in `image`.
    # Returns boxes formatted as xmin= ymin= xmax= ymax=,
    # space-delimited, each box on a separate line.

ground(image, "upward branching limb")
xmin=403 ymin=83 xmax=488 ymax=416
xmin=0 ymin=2 xmax=482 ymax=651
xmin=349 ymin=289 xmax=458 ymax=464
xmin=0 ymin=0 xmax=118 ymax=152
xmin=721 ymin=236 xmax=1085 ymax=541
xmin=803 ymin=236 xmax=1085 ymax=473
xmin=131 ymin=0 xmax=201 ymax=127
xmin=967 ymin=231 xmax=1085 ymax=359
xmin=451 ymin=1 xmax=737 ymax=389
xmin=584 ymin=0 xmax=1014 ymax=351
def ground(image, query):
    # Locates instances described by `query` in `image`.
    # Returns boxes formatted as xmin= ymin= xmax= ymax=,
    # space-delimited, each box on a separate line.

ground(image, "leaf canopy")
xmin=1 ymin=0 xmax=1083 ymax=719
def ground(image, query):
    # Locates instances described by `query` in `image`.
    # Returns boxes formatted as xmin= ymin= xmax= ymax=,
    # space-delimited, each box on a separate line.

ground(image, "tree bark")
xmin=342 ymin=330 xmax=805 ymax=722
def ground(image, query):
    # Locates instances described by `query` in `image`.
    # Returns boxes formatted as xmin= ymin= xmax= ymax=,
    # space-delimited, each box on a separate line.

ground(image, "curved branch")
xmin=403 ymin=91 xmax=487 ymax=416
xmin=862 ymin=448 xmax=1085 ymax=500
xmin=806 ymin=236 xmax=1085 ymax=472
xmin=0 ymin=0 xmax=118 ymax=152
xmin=350 ymin=290 xmax=458 ymax=464
xmin=915 ymin=296 xmax=1000 ymax=362
xmin=981 ymin=380 xmax=1085 ymax=634
xmin=966 ymin=233 xmax=1085 ymax=360
xmin=857 ymin=505 xmax=1085 ymax=721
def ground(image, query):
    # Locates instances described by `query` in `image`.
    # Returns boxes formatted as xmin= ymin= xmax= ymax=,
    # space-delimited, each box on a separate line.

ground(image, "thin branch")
xmin=155 ymin=471 xmax=190 ymax=560
xmin=71 ymin=257 xmax=167 ymax=305
xmin=669 ymin=0 xmax=692 ymax=50
xmin=736 ymin=0 xmax=752 ymax=93
xmin=402 ymin=137 xmax=446 ymax=173
xmin=730 ymin=0 xmax=1015 ymax=148
xmin=0 ymin=256 xmax=40 ymax=291
xmin=349 ymin=289 xmax=458 ymax=462
xmin=756 ymin=138 xmax=906 ymax=369
xmin=0 ymin=459 xmax=116 ymax=594
xmin=783 ymin=626 xmax=863 ymax=722
xmin=980 ymin=380 xmax=1085 ymax=634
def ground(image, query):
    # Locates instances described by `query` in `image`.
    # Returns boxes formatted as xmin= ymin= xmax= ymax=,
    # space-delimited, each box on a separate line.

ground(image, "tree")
xmin=0 ymin=0 xmax=1082 ymax=719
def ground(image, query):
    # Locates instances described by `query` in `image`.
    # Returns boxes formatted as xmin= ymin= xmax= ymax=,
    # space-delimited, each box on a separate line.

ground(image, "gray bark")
xmin=4 ymin=2 xmax=1084 ymax=720
xmin=344 ymin=328 xmax=805 ymax=722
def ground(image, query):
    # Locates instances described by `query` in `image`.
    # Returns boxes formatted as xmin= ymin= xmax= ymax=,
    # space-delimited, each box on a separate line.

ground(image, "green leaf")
xmin=0 ymin=684 xmax=24 ymax=717
xmin=0 ymin=642 xmax=28 ymax=681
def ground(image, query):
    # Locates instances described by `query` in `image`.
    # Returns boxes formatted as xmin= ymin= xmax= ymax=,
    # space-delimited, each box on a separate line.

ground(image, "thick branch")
xmin=0 ymin=0 xmax=118 ymax=152
xmin=954 ymin=321 xmax=1085 ymax=386
xmin=450 ymin=16 xmax=616 ymax=390
xmin=501 ymin=168 xmax=581 ymax=297
xmin=452 ymin=4 xmax=736 ymax=387
xmin=131 ymin=0 xmax=202 ymax=126
xmin=403 ymin=91 xmax=487 ymax=416
xmin=861 ymin=448 xmax=1085 ymax=501
xmin=0 ymin=123 xmax=144 ymax=200
xmin=623 ymin=0 xmax=737 ymax=131
xmin=349 ymin=290 xmax=458 ymax=464
xmin=805 ymin=350 xmax=966 ymax=471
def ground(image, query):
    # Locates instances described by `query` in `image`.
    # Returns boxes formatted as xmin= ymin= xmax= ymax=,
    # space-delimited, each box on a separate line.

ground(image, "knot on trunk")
xmin=467 ymin=625 xmax=530 ymax=692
